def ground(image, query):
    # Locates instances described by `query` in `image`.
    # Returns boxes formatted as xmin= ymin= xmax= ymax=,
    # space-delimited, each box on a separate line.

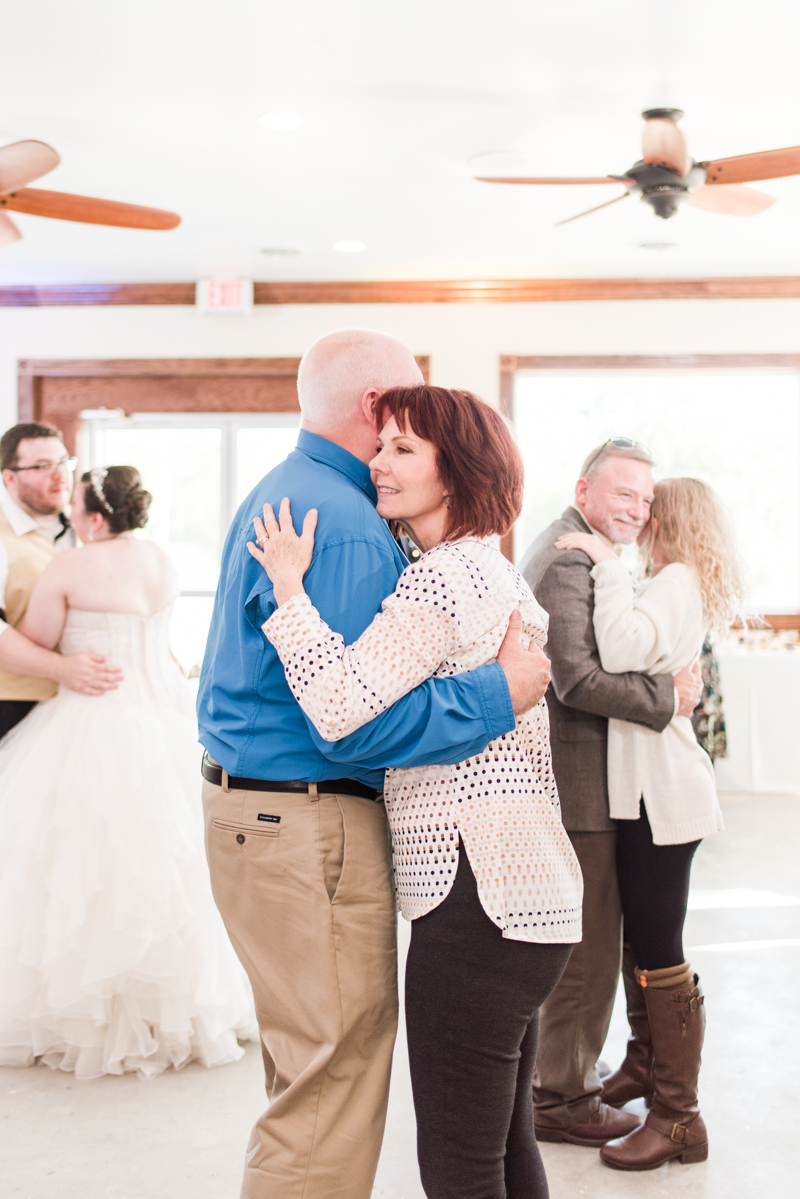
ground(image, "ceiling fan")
xmin=0 ymin=139 xmax=180 ymax=248
xmin=474 ymin=109 xmax=800 ymax=226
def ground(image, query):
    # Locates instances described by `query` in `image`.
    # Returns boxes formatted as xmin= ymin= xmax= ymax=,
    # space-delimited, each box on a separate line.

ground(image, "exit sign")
xmin=196 ymin=279 xmax=254 ymax=315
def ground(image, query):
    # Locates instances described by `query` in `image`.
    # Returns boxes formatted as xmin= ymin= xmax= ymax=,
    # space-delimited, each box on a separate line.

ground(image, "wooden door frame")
xmin=17 ymin=357 xmax=308 ymax=424
xmin=17 ymin=354 xmax=430 ymax=437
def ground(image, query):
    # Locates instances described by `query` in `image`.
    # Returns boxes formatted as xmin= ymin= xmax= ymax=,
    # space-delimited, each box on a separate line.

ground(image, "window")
xmin=79 ymin=411 xmax=300 ymax=669
xmin=512 ymin=370 xmax=800 ymax=613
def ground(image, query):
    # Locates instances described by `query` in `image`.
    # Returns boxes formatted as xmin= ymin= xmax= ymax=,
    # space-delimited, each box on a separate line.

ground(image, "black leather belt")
xmin=201 ymin=752 xmax=380 ymax=801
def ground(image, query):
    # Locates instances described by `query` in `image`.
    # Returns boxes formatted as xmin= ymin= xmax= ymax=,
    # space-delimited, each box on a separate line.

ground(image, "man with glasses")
xmin=0 ymin=422 xmax=120 ymax=738
xmin=519 ymin=438 xmax=703 ymax=1148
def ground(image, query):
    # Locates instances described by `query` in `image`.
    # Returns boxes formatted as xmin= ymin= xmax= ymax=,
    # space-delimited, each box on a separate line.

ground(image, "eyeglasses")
xmin=6 ymin=456 xmax=79 ymax=476
xmin=583 ymin=437 xmax=651 ymax=475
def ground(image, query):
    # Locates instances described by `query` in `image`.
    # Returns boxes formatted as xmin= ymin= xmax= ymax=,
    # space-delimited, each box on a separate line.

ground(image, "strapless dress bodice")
xmin=58 ymin=605 xmax=188 ymax=709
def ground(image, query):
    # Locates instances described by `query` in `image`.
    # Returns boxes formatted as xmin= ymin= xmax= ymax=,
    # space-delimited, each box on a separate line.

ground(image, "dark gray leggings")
xmin=405 ymin=848 xmax=572 ymax=1199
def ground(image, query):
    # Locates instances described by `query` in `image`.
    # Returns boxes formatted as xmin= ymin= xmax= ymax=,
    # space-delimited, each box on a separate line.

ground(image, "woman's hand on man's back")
xmin=247 ymin=498 xmax=318 ymax=608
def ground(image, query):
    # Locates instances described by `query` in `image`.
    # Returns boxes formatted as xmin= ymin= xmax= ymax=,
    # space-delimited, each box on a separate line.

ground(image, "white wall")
xmin=2 ymin=297 xmax=800 ymax=430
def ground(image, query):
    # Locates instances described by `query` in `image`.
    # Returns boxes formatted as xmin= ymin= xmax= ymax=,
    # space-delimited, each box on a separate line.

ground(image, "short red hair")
xmin=376 ymin=385 xmax=523 ymax=540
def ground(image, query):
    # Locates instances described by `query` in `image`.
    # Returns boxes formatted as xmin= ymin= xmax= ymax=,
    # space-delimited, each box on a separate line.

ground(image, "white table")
xmin=714 ymin=651 xmax=800 ymax=794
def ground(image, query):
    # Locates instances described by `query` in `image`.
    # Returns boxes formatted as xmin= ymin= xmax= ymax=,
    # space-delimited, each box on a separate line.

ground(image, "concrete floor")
xmin=2 ymin=791 xmax=799 ymax=1199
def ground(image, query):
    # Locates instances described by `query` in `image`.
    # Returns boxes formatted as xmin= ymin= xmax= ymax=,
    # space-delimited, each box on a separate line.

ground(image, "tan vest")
xmin=0 ymin=506 xmax=59 ymax=700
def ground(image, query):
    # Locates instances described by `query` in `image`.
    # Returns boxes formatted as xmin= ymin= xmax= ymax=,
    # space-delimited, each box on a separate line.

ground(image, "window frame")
xmin=79 ymin=410 xmax=302 ymax=597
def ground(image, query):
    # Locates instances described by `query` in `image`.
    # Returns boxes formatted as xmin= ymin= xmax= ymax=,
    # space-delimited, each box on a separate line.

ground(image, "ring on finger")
xmin=257 ymin=536 xmax=269 ymax=548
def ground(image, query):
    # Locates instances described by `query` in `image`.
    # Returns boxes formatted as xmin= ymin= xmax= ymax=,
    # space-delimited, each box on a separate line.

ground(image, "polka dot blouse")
xmin=264 ymin=538 xmax=583 ymax=944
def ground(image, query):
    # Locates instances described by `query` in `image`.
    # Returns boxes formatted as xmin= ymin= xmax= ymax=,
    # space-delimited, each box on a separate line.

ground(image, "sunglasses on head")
xmin=584 ymin=437 xmax=651 ymax=475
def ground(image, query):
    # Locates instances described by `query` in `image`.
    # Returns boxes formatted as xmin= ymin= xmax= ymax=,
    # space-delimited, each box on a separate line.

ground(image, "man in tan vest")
xmin=0 ymin=421 xmax=121 ymax=739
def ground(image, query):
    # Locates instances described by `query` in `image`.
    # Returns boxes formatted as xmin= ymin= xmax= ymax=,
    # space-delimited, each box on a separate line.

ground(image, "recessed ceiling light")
xmin=259 ymin=246 xmax=305 ymax=257
xmin=258 ymin=112 xmax=304 ymax=131
xmin=334 ymin=240 xmax=366 ymax=253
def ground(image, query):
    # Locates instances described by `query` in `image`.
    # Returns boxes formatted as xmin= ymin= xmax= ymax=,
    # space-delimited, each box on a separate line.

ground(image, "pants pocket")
xmin=212 ymin=817 xmax=281 ymax=851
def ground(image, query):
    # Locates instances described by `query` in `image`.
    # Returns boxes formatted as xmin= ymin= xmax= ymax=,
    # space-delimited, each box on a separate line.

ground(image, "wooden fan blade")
xmin=475 ymin=175 xmax=622 ymax=185
xmin=687 ymin=183 xmax=776 ymax=216
xmin=0 ymin=140 xmax=60 ymax=194
xmin=702 ymin=145 xmax=800 ymax=184
xmin=642 ymin=118 xmax=690 ymax=176
xmin=554 ymin=191 xmax=631 ymax=226
xmin=0 ymin=188 xmax=180 ymax=230
xmin=0 ymin=211 xmax=22 ymax=248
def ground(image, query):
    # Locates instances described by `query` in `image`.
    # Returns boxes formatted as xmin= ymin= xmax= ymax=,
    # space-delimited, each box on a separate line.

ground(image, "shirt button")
xmin=236 ymin=833 xmax=246 ymax=845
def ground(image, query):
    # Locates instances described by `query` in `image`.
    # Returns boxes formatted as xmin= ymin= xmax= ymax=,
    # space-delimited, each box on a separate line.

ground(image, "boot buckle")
xmin=670 ymin=1123 xmax=687 ymax=1144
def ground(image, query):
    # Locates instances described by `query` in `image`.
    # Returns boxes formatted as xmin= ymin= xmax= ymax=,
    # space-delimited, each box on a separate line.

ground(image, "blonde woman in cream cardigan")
xmin=556 ymin=476 xmax=744 ymax=1174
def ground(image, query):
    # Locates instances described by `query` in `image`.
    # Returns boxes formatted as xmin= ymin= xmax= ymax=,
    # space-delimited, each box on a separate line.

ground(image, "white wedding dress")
xmin=0 ymin=606 xmax=257 ymax=1080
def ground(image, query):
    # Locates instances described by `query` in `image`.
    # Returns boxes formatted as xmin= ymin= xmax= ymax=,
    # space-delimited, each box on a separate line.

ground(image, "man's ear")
xmin=361 ymin=388 xmax=381 ymax=426
xmin=574 ymin=477 xmax=589 ymax=508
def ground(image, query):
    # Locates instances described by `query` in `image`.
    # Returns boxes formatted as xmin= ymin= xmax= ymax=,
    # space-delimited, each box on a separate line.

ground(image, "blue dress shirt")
xmin=197 ymin=429 xmax=515 ymax=787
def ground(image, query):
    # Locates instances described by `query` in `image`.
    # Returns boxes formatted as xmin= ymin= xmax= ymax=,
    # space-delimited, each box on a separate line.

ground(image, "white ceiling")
xmin=2 ymin=0 xmax=800 ymax=284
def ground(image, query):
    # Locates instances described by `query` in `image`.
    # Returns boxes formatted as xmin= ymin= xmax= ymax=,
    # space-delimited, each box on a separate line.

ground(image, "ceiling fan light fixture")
xmin=641 ymin=185 xmax=689 ymax=220
xmin=333 ymin=240 xmax=366 ymax=253
xmin=258 ymin=112 xmax=304 ymax=131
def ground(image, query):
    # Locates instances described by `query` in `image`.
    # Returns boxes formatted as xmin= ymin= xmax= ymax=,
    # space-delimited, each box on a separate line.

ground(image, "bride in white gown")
xmin=0 ymin=465 xmax=256 ymax=1080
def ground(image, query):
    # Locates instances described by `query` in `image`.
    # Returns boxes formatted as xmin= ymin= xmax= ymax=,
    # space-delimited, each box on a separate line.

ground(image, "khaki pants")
xmin=203 ymin=778 xmax=398 ymax=1199
xmin=532 ymin=829 xmax=622 ymax=1127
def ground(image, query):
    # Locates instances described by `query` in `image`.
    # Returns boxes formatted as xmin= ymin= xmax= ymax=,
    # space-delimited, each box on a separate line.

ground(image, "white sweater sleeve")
xmin=590 ymin=560 xmax=695 ymax=674
xmin=263 ymin=562 xmax=461 ymax=741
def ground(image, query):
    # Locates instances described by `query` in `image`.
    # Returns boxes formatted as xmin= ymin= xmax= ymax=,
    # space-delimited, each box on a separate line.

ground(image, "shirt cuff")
xmin=673 ymin=686 xmax=681 ymax=716
xmin=476 ymin=661 xmax=516 ymax=740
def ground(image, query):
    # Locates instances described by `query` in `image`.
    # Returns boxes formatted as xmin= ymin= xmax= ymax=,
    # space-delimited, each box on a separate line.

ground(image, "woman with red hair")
xmin=248 ymin=386 xmax=582 ymax=1199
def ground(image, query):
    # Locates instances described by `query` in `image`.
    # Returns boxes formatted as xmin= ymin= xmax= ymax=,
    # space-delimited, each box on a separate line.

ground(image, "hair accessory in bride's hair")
xmin=89 ymin=467 xmax=114 ymax=515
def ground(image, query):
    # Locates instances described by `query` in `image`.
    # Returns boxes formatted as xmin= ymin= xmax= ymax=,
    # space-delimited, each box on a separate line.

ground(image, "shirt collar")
xmin=0 ymin=483 xmax=42 ymax=537
xmin=296 ymin=429 xmax=377 ymax=504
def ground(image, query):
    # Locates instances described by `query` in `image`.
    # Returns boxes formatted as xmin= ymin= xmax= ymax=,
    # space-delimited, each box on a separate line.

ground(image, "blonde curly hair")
xmin=639 ymin=477 xmax=746 ymax=634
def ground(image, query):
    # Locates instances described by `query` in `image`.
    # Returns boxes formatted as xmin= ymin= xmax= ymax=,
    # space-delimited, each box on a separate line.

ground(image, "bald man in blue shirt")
xmin=198 ymin=329 xmax=550 ymax=1199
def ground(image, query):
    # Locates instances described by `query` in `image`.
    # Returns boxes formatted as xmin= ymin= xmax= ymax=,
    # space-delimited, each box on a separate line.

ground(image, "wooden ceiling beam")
xmin=3 ymin=277 xmax=800 ymax=306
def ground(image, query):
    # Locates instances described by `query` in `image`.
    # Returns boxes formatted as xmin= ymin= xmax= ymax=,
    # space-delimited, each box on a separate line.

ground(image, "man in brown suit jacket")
xmin=519 ymin=440 xmax=702 ymax=1146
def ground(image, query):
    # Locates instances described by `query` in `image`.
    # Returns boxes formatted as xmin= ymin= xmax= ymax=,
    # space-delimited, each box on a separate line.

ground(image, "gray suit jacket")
xmin=519 ymin=506 xmax=675 ymax=832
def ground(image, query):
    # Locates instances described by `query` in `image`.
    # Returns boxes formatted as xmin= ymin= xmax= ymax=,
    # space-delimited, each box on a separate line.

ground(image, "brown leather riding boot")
xmin=601 ymin=966 xmax=708 ymax=1171
xmin=601 ymin=945 xmax=654 ymax=1108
